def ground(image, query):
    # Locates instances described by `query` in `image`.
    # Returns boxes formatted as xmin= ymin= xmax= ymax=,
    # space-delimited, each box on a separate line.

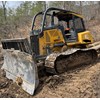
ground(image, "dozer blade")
xmin=1 ymin=38 xmax=39 ymax=95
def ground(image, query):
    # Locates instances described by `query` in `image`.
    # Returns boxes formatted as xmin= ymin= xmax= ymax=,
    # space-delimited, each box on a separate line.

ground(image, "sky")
xmin=7 ymin=1 xmax=22 ymax=8
xmin=1 ymin=1 xmax=98 ymax=9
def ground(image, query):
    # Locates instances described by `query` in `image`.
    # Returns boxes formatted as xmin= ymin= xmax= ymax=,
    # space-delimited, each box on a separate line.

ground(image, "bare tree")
xmin=2 ymin=1 xmax=7 ymax=21
xmin=80 ymin=1 xmax=83 ymax=15
xmin=43 ymin=1 xmax=47 ymax=10
xmin=63 ymin=1 xmax=65 ymax=9
xmin=98 ymin=1 xmax=100 ymax=20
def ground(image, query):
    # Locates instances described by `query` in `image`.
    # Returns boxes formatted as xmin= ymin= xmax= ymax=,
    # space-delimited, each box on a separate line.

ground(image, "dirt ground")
xmin=0 ymin=22 xmax=100 ymax=98
xmin=0 ymin=51 xmax=100 ymax=98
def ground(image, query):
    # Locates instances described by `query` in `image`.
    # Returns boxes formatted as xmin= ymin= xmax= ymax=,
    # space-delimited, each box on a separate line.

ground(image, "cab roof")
xmin=44 ymin=7 xmax=83 ymax=18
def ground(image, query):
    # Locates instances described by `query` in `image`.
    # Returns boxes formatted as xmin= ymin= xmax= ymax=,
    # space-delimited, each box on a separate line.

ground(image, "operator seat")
xmin=57 ymin=22 xmax=65 ymax=34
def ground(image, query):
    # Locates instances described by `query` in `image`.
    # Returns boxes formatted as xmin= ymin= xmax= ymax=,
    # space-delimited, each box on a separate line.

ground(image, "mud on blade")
xmin=1 ymin=38 xmax=39 ymax=95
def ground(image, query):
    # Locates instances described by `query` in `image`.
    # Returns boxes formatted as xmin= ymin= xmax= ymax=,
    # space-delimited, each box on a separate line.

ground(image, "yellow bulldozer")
xmin=1 ymin=8 xmax=100 ymax=95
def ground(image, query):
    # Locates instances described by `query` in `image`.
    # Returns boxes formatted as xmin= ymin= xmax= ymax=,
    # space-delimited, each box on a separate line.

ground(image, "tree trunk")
xmin=43 ymin=1 xmax=46 ymax=10
xmin=80 ymin=1 xmax=83 ymax=15
xmin=98 ymin=1 xmax=100 ymax=20
xmin=2 ymin=1 xmax=7 ymax=21
xmin=63 ymin=1 xmax=66 ymax=9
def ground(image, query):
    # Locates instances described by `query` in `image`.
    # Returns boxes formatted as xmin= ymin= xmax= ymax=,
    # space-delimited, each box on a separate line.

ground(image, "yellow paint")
xmin=39 ymin=29 xmax=93 ymax=56
xmin=59 ymin=12 xmax=83 ymax=18
xmin=67 ymin=31 xmax=93 ymax=47
xmin=78 ymin=31 xmax=93 ymax=43
xmin=67 ymin=12 xmax=83 ymax=18
xmin=39 ymin=29 xmax=65 ymax=55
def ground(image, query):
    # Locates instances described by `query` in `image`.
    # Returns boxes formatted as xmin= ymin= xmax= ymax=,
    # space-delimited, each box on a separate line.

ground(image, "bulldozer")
xmin=1 ymin=8 xmax=100 ymax=95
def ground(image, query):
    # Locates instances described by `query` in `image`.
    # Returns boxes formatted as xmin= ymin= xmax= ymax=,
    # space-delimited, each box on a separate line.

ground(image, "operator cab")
xmin=53 ymin=11 xmax=86 ymax=42
xmin=31 ymin=8 xmax=85 ymax=43
xmin=31 ymin=8 xmax=86 ymax=56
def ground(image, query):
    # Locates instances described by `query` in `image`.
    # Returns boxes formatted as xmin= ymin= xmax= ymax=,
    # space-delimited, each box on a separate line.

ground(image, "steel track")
xmin=45 ymin=48 xmax=97 ymax=74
